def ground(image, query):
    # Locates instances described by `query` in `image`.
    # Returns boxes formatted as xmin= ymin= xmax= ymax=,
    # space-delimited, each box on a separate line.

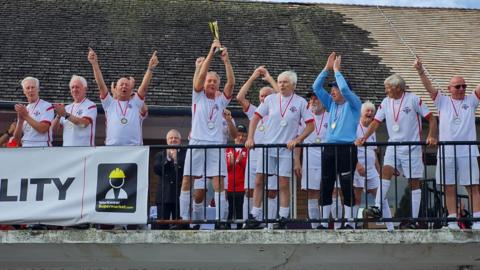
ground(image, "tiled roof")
xmin=0 ymin=1 xmax=478 ymax=113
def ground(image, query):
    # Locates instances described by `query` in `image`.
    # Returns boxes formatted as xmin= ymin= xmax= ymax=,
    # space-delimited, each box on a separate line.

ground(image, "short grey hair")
xmin=166 ymin=129 xmax=182 ymax=140
xmin=278 ymin=70 xmax=297 ymax=86
xmin=207 ymin=71 xmax=221 ymax=83
xmin=384 ymin=74 xmax=406 ymax=91
xmin=69 ymin=75 xmax=88 ymax=89
xmin=361 ymin=100 xmax=376 ymax=114
xmin=21 ymin=77 xmax=40 ymax=90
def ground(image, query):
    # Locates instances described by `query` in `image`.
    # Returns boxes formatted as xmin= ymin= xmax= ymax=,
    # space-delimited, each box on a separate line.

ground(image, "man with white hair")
xmin=245 ymin=70 xmax=314 ymax=229
xmin=237 ymin=66 xmax=279 ymax=228
xmin=357 ymin=73 xmax=437 ymax=229
xmin=88 ymin=48 xmax=158 ymax=146
xmin=13 ymin=77 xmax=54 ymax=147
xmin=179 ymin=40 xmax=234 ymax=230
xmin=415 ymin=57 xmax=480 ymax=229
xmin=51 ymin=75 xmax=97 ymax=146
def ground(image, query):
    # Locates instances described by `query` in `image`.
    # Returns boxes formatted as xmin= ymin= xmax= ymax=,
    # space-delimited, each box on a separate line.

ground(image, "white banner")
xmin=0 ymin=146 xmax=149 ymax=225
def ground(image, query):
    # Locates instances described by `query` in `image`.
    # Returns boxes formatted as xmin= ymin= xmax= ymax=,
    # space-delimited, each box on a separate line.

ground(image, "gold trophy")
xmin=209 ymin=21 xmax=223 ymax=54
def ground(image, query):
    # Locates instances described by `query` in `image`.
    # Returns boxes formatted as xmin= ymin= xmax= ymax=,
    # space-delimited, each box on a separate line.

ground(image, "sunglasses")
xmin=451 ymin=84 xmax=467 ymax=90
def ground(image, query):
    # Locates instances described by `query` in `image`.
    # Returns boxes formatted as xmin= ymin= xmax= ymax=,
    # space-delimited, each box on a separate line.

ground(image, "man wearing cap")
xmin=312 ymin=52 xmax=361 ymax=229
xmin=294 ymin=92 xmax=329 ymax=229
xmin=226 ymin=124 xmax=248 ymax=227
xmin=414 ymin=57 xmax=480 ymax=229
xmin=245 ymin=70 xmax=314 ymax=229
xmin=236 ymin=66 xmax=280 ymax=228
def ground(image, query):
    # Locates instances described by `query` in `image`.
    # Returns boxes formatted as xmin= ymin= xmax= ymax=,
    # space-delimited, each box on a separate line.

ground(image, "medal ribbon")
xmin=70 ymin=98 xmax=86 ymax=116
xmin=449 ymin=97 xmax=464 ymax=119
xmin=315 ymin=112 xmax=325 ymax=136
xmin=117 ymin=99 xmax=130 ymax=120
xmin=391 ymin=92 xmax=405 ymax=123
xmin=28 ymin=99 xmax=41 ymax=116
xmin=279 ymin=94 xmax=295 ymax=120
xmin=208 ymin=100 xmax=218 ymax=122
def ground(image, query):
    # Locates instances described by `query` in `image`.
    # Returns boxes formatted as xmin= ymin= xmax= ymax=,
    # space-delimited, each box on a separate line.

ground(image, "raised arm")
xmin=261 ymin=67 xmax=278 ymax=92
xmin=137 ymin=51 xmax=159 ymax=98
xmin=88 ymin=48 xmax=109 ymax=99
xmin=312 ymin=52 xmax=336 ymax=109
xmin=193 ymin=40 xmax=221 ymax=92
xmin=414 ymin=57 xmax=437 ymax=100
xmin=220 ymin=47 xmax=234 ymax=98
xmin=236 ymin=67 xmax=263 ymax=110
xmin=193 ymin=57 xmax=205 ymax=88
xmin=223 ymin=109 xmax=237 ymax=140
xmin=333 ymin=55 xmax=361 ymax=110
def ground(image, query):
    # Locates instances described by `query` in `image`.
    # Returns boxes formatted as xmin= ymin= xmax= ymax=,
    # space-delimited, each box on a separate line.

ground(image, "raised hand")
xmin=195 ymin=57 xmax=205 ymax=68
xmin=14 ymin=104 xmax=28 ymax=118
xmin=333 ymin=55 xmax=342 ymax=72
xmin=148 ymin=51 xmax=159 ymax=69
xmin=87 ymin=47 xmax=97 ymax=65
xmin=413 ymin=57 xmax=423 ymax=72
xmin=325 ymin=52 xmax=336 ymax=71
xmin=220 ymin=47 xmax=229 ymax=63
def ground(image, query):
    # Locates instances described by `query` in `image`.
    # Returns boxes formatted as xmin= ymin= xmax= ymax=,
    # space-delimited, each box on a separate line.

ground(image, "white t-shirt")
xmin=356 ymin=122 xmax=378 ymax=179
xmin=21 ymin=99 xmax=54 ymax=147
xmin=255 ymin=93 xmax=314 ymax=157
xmin=433 ymin=90 xmax=479 ymax=157
xmin=190 ymin=90 xmax=231 ymax=143
xmin=374 ymin=92 xmax=431 ymax=156
xmin=101 ymin=93 xmax=144 ymax=146
xmin=298 ymin=110 xmax=329 ymax=169
xmin=60 ymin=98 xmax=97 ymax=146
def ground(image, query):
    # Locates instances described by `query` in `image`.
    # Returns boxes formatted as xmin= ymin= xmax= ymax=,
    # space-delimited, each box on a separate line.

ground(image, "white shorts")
xmin=384 ymin=146 xmax=424 ymax=179
xmin=193 ymin=177 xmax=211 ymax=190
xmin=183 ymin=139 xmax=227 ymax=177
xmin=301 ymin=167 xmax=322 ymax=190
xmin=353 ymin=172 xmax=380 ymax=190
xmin=244 ymin=156 xmax=278 ymax=190
xmin=256 ymin=148 xmax=293 ymax=177
xmin=436 ymin=156 xmax=480 ymax=185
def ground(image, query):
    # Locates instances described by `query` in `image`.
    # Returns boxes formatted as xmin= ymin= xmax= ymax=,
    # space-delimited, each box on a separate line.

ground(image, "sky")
xmin=256 ymin=0 xmax=480 ymax=9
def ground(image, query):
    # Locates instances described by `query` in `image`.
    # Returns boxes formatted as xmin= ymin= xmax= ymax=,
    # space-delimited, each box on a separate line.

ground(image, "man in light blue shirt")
xmin=311 ymin=52 xmax=361 ymax=229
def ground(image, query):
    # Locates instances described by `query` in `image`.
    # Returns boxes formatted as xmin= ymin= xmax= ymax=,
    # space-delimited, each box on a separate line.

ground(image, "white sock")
xmin=179 ymin=191 xmax=191 ymax=220
xmin=192 ymin=201 xmax=204 ymax=221
xmin=223 ymin=196 xmax=229 ymax=220
xmin=375 ymin=180 xmax=391 ymax=207
xmin=308 ymin=199 xmax=320 ymax=229
xmin=411 ymin=189 xmax=421 ymax=219
xmin=243 ymin=195 xmax=252 ymax=221
xmin=344 ymin=205 xmax=354 ymax=228
xmin=268 ymin=197 xmax=278 ymax=221
xmin=331 ymin=197 xmax=343 ymax=229
xmin=321 ymin=204 xmax=331 ymax=228
xmin=214 ymin=191 xmax=227 ymax=221
xmin=382 ymin=199 xmax=394 ymax=231
xmin=279 ymin=207 xmax=290 ymax=218
xmin=251 ymin=206 xmax=263 ymax=221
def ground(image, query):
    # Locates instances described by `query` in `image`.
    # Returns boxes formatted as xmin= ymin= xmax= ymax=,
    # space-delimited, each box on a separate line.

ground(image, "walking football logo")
xmin=96 ymin=163 xmax=137 ymax=213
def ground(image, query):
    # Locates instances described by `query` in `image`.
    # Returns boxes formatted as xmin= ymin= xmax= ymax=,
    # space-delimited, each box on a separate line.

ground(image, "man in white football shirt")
xmin=415 ymin=57 xmax=480 ymax=229
xmin=357 ymin=74 xmax=437 ymax=229
xmin=179 ymin=40 xmax=234 ymax=229
xmin=237 ymin=66 xmax=279 ymax=228
xmin=245 ymin=70 xmax=314 ymax=229
xmin=51 ymin=75 xmax=97 ymax=146
xmin=13 ymin=77 xmax=54 ymax=147
xmin=294 ymin=92 xmax=329 ymax=229
xmin=88 ymin=48 xmax=158 ymax=146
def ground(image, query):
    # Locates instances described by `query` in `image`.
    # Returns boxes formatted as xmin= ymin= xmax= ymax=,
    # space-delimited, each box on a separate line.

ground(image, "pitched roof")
xmin=0 ymin=1 xmax=478 ymax=114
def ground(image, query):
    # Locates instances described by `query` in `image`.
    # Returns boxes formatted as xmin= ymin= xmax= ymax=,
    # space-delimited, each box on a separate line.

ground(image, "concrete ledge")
xmin=0 ymin=229 xmax=479 ymax=270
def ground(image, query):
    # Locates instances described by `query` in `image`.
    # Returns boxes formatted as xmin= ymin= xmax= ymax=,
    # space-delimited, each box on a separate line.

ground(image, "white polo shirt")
xmin=255 ymin=93 xmax=314 ymax=157
xmin=374 ymin=92 xmax=431 ymax=157
xmin=60 ymin=98 xmax=97 ymax=146
xmin=433 ymin=90 xmax=479 ymax=157
xmin=101 ymin=93 xmax=144 ymax=146
xmin=21 ymin=99 xmax=54 ymax=147
xmin=190 ymin=89 xmax=231 ymax=143
xmin=299 ymin=110 xmax=329 ymax=169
